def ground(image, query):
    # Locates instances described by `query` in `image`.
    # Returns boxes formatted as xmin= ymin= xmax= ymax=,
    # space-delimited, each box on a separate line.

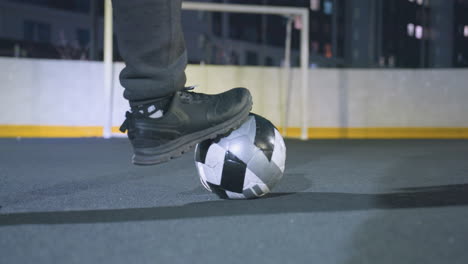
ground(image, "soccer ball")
xmin=194 ymin=113 xmax=286 ymax=199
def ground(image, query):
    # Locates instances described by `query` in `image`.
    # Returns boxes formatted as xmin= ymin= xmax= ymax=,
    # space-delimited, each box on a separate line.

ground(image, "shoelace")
xmin=179 ymin=85 xmax=202 ymax=101
xmin=119 ymin=111 xmax=133 ymax=133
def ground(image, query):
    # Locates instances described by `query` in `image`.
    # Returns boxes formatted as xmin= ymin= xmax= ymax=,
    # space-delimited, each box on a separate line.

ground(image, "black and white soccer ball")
xmin=194 ymin=113 xmax=286 ymax=199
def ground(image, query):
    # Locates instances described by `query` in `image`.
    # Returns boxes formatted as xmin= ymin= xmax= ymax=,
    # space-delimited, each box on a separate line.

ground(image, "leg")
xmin=113 ymin=0 xmax=186 ymax=104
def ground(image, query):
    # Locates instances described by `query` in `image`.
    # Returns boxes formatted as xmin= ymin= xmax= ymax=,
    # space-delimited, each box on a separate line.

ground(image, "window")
xmin=407 ymin=23 xmax=415 ymax=36
xmin=464 ymin=25 xmax=468 ymax=37
xmin=311 ymin=41 xmax=320 ymax=53
xmin=324 ymin=0 xmax=333 ymax=15
xmin=23 ymin=20 xmax=51 ymax=43
xmin=212 ymin=45 xmax=219 ymax=64
xmin=311 ymin=19 xmax=319 ymax=33
xmin=73 ymin=0 xmax=90 ymax=12
xmin=212 ymin=13 xmax=222 ymax=37
xmin=353 ymin=30 xmax=360 ymax=40
xmin=197 ymin=11 xmax=206 ymax=21
xmin=310 ymin=0 xmax=320 ymax=11
xmin=354 ymin=8 xmax=360 ymax=19
xmin=24 ymin=21 xmax=35 ymax=41
xmin=415 ymin=25 xmax=423 ymax=39
xmin=230 ymin=51 xmax=239 ymax=65
xmin=37 ymin=23 xmax=51 ymax=42
xmin=388 ymin=56 xmax=395 ymax=67
xmin=353 ymin=49 xmax=359 ymax=59
xmin=265 ymin=56 xmax=274 ymax=66
xmin=77 ymin=28 xmax=90 ymax=47
xmin=324 ymin=43 xmax=332 ymax=58
xmin=246 ymin=51 xmax=258 ymax=66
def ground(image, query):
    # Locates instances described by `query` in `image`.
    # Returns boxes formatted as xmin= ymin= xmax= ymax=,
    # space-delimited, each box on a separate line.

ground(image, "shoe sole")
xmin=132 ymin=97 xmax=253 ymax=165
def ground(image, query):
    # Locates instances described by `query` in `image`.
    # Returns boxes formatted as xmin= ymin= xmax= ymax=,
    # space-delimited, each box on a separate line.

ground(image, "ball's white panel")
xmin=204 ymin=143 xmax=226 ymax=185
xmin=203 ymin=163 xmax=223 ymax=186
xmin=225 ymin=191 xmax=246 ymax=199
xmin=271 ymin=129 xmax=287 ymax=173
xmin=215 ymin=136 xmax=231 ymax=151
xmin=228 ymin=115 xmax=257 ymax=143
xmin=215 ymin=116 xmax=256 ymax=150
xmin=225 ymin=135 xmax=259 ymax=164
xmin=195 ymin=162 xmax=211 ymax=191
xmin=204 ymin=143 xmax=226 ymax=166
xmin=248 ymin=149 xmax=283 ymax=188
xmin=243 ymin=167 xmax=264 ymax=188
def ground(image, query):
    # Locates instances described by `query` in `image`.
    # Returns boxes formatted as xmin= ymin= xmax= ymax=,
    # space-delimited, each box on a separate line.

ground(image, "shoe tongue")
xmin=131 ymin=96 xmax=172 ymax=118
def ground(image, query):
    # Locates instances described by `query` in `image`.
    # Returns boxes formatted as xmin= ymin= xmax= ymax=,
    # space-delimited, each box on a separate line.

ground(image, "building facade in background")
xmin=0 ymin=0 xmax=466 ymax=68
xmin=344 ymin=0 xmax=468 ymax=68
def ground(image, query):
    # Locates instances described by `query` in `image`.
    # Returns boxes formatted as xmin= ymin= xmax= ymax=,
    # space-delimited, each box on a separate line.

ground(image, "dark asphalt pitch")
xmin=0 ymin=138 xmax=467 ymax=264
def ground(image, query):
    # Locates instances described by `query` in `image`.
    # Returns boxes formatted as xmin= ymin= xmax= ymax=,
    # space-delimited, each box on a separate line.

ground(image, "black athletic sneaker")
xmin=120 ymin=87 xmax=253 ymax=165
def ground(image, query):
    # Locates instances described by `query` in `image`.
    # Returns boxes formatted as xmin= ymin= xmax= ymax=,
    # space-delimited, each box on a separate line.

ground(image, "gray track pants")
xmin=112 ymin=0 xmax=187 ymax=104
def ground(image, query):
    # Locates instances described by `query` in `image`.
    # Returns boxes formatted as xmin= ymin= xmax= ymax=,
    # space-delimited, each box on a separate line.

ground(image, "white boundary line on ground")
xmin=105 ymin=1 xmax=310 ymax=140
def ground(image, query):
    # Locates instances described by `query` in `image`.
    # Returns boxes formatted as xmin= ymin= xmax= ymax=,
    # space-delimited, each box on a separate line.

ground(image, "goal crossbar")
xmin=183 ymin=2 xmax=307 ymax=16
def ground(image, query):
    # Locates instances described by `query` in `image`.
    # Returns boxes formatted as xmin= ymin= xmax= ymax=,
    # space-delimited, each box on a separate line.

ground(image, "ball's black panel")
xmin=195 ymin=139 xmax=213 ymax=163
xmin=207 ymin=183 xmax=229 ymax=199
xmin=252 ymin=113 xmax=276 ymax=161
xmin=220 ymin=151 xmax=247 ymax=193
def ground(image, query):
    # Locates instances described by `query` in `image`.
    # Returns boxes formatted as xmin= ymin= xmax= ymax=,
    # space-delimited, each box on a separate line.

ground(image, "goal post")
xmin=103 ymin=1 xmax=310 ymax=140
